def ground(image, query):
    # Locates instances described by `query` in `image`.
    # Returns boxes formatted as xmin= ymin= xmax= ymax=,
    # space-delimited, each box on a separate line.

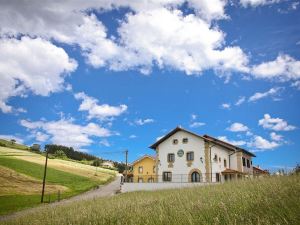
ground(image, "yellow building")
xmin=132 ymin=155 xmax=156 ymax=183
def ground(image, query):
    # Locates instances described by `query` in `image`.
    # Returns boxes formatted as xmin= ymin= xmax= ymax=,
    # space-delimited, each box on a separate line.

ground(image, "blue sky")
xmin=0 ymin=0 xmax=299 ymax=172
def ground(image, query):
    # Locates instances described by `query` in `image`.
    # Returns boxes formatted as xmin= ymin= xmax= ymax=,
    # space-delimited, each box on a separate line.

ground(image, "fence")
xmin=124 ymin=173 xmax=229 ymax=183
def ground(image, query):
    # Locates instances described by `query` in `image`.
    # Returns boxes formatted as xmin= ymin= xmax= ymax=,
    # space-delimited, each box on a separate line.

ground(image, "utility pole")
xmin=41 ymin=150 xmax=49 ymax=203
xmin=125 ymin=149 xmax=128 ymax=182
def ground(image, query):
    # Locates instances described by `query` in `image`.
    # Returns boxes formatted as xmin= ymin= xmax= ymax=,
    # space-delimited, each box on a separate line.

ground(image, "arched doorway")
xmin=191 ymin=171 xmax=201 ymax=182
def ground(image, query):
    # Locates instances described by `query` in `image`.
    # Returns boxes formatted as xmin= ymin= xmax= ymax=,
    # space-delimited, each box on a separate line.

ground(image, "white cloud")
xmin=0 ymin=37 xmax=77 ymax=113
xmin=221 ymin=103 xmax=231 ymax=109
xmin=0 ymin=135 xmax=24 ymax=144
xmin=35 ymin=132 xmax=50 ymax=142
xmin=240 ymin=0 xmax=281 ymax=7
xmin=129 ymin=135 xmax=137 ymax=139
xmin=249 ymin=135 xmax=280 ymax=150
xmin=258 ymin=114 xmax=296 ymax=131
xmin=20 ymin=118 xmax=112 ymax=149
xmin=191 ymin=114 xmax=197 ymax=120
xmin=270 ymin=132 xmax=283 ymax=141
xmin=227 ymin=122 xmax=249 ymax=132
xmin=135 ymin=118 xmax=155 ymax=126
xmin=74 ymin=92 xmax=127 ymax=120
xmin=99 ymin=139 xmax=111 ymax=147
xmin=248 ymin=87 xmax=283 ymax=102
xmin=235 ymin=96 xmax=246 ymax=106
xmin=218 ymin=136 xmax=246 ymax=146
xmin=190 ymin=122 xmax=206 ymax=128
xmin=291 ymin=80 xmax=300 ymax=90
xmin=251 ymin=54 xmax=300 ymax=81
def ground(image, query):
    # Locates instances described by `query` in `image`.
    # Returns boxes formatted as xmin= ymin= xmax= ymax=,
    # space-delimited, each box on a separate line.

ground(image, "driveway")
xmin=0 ymin=174 xmax=122 ymax=222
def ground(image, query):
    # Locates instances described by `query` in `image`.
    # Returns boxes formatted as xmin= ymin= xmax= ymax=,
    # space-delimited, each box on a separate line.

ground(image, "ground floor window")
xmin=148 ymin=177 xmax=154 ymax=183
xmin=163 ymin=172 xmax=172 ymax=181
xmin=138 ymin=177 xmax=143 ymax=183
xmin=216 ymin=173 xmax=220 ymax=182
xmin=191 ymin=171 xmax=201 ymax=182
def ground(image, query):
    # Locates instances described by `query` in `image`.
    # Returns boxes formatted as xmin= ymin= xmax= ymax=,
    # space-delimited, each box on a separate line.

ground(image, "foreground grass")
xmin=2 ymin=175 xmax=299 ymax=225
xmin=0 ymin=157 xmax=115 ymax=215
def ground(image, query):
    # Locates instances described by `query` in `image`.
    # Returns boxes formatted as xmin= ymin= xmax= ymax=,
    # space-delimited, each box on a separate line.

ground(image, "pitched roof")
xmin=149 ymin=126 xmax=204 ymax=149
xmin=149 ymin=126 xmax=255 ymax=157
xmin=221 ymin=168 xmax=243 ymax=174
xmin=131 ymin=155 xmax=155 ymax=166
xmin=253 ymin=166 xmax=269 ymax=174
xmin=203 ymin=135 xmax=256 ymax=157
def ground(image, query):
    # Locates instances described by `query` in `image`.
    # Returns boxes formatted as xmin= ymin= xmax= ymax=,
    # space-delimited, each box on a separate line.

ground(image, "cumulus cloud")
xmin=258 ymin=114 xmax=296 ymax=131
xmin=74 ymin=92 xmax=127 ymax=120
xmin=248 ymin=87 xmax=283 ymax=102
xmin=0 ymin=37 xmax=77 ymax=113
xmin=20 ymin=118 xmax=112 ymax=149
xmin=135 ymin=118 xmax=155 ymax=126
xmin=249 ymin=135 xmax=280 ymax=150
xmin=99 ymin=139 xmax=111 ymax=147
xmin=251 ymin=54 xmax=300 ymax=81
xmin=291 ymin=80 xmax=300 ymax=90
xmin=227 ymin=122 xmax=249 ymax=132
xmin=270 ymin=132 xmax=283 ymax=141
xmin=129 ymin=135 xmax=137 ymax=139
xmin=240 ymin=0 xmax=281 ymax=7
xmin=218 ymin=136 xmax=246 ymax=146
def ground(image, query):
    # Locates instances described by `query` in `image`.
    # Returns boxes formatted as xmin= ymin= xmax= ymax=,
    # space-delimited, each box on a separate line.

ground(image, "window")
xmin=224 ymin=159 xmax=227 ymax=167
xmin=167 ymin=153 xmax=175 ymax=163
xmin=242 ymin=157 xmax=246 ymax=167
xmin=138 ymin=166 xmax=143 ymax=174
xmin=251 ymin=160 xmax=252 ymax=166
xmin=214 ymin=154 xmax=218 ymax=162
xmin=182 ymin=138 xmax=188 ymax=144
xmin=191 ymin=172 xmax=201 ymax=182
xmin=163 ymin=172 xmax=172 ymax=181
xmin=216 ymin=173 xmax=220 ymax=182
xmin=153 ymin=166 xmax=156 ymax=173
xmin=138 ymin=177 xmax=143 ymax=183
xmin=148 ymin=177 xmax=154 ymax=183
xmin=173 ymin=139 xmax=178 ymax=144
xmin=247 ymin=159 xmax=250 ymax=168
xmin=219 ymin=157 xmax=221 ymax=162
xmin=186 ymin=152 xmax=194 ymax=161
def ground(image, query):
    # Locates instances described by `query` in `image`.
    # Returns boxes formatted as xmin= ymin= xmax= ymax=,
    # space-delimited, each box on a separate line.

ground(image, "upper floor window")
xmin=182 ymin=138 xmax=188 ymax=144
xmin=167 ymin=153 xmax=175 ymax=163
xmin=173 ymin=139 xmax=178 ymax=144
xmin=242 ymin=157 xmax=246 ymax=167
xmin=186 ymin=151 xmax=194 ymax=161
xmin=163 ymin=172 xmax=172 ymax=181
xmin=219 ymin=157 xmax=221 ymax=163
xmin=224 ymin=159 xmax=227 ymax=167
xmin=138 ymin=166 xmax=143 ymax=174
xmin=153 ymin=166 xmax=156 ymax=173
xmin=247 ymin=159 xmax=250 ymax=168
xmin=213 ymin=154 xmax=218 ymax=162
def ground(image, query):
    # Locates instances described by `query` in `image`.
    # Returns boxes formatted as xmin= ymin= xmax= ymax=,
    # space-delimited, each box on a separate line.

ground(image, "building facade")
xmin=131 ymin=155 xmax=156 ymax=183
xmin=149 ymin=127 xmax=255 ymax=183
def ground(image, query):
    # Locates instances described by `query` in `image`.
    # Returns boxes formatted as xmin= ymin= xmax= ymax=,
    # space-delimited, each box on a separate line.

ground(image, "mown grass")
xmin=0 ymin=157 xmax=115 ymax=215
xmin=1 ymin=175 xmax=299 ymax=225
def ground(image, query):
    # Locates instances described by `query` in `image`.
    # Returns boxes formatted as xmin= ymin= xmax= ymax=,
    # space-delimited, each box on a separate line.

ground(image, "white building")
xmin=149 ymin=127 xmax=255 ymax=183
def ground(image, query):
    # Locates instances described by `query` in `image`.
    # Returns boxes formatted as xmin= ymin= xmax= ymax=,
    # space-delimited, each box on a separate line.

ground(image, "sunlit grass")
xmin=2 ymin=175 xmax=299 ymax=225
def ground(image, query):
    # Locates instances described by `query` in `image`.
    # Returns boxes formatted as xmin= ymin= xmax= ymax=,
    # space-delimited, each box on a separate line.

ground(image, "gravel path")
xmin=0 ymin=174 xmax=122 ymax=222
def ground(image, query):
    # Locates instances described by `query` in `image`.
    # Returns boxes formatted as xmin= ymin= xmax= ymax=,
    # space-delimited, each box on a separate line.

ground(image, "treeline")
xmin=45 ymin=144 xmax=98 ymax=161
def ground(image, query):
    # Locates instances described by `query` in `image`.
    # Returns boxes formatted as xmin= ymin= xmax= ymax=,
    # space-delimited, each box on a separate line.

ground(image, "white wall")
xmin=210 ymin=145 xmax=231 ymax=182
xmin=157 ymin=130 xmax=207 ymax=182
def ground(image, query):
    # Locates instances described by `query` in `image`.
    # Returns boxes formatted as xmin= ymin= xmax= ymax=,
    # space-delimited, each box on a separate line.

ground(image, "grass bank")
xmin=1 ymin=175 xmax=299 ymax=225
xmin=0 ymin=157 xmax=115 ymax=215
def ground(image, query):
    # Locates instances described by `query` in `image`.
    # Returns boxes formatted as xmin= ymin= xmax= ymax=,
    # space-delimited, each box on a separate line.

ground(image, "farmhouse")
xmin=129 ymin=155 xmax=156 ymax=183
xmin=146 ymin=126 xmax=256 ymax=183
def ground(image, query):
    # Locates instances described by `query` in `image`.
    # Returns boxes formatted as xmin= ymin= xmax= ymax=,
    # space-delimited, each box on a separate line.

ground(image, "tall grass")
xmin=2 ymin=175 xmax=299 ymax=225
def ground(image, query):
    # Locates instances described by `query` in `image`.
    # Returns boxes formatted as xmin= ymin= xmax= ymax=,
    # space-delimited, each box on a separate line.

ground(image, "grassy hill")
xmin=0 ymin=139 xmax=29 ymax=151
xmin=0 ymin=147 xmax=117 ymax=215
xmin=1 ymin=175 xmax=299 ymax=225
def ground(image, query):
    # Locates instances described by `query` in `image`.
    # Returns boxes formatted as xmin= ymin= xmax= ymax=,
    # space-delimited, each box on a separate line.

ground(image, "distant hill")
xmin=0 ymin=139 xmax=29 ymax=150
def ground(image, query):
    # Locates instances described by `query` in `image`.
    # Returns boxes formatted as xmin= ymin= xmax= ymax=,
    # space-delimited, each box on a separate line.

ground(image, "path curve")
xmin=0 ymin=174 xmax=122 ymax=222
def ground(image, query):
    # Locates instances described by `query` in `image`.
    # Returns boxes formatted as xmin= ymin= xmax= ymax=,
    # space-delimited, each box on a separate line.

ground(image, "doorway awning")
xmin=221 ymin=169 xmax=243 ymax=175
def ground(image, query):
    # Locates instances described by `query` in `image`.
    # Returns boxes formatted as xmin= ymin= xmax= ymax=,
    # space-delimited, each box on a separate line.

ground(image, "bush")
xmin=92 ymin=159 xmax=102 ymax=167
xmin=54 ymin=150 xmax=67 ymax=159
xmin=0 ymin=143 xmax=6 ymax=147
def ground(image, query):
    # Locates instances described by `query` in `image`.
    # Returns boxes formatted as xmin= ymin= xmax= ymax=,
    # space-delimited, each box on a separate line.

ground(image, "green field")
xmin=1 ymin=175 xmax=299 ymax=225
xmin=0 ymin=156 xmax=115 ymax=215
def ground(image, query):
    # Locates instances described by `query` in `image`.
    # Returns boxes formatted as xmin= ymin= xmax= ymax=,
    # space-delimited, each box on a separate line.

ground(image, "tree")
xmin=54 ymin=150 xmax=67 ymax=159
xmin=92 ymin=159 xmax=102 ymax=167
xmin=10 ymin=139 xmax=16 ymax=145
xmin=30 ymin=144 xmax=41 ymax=152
